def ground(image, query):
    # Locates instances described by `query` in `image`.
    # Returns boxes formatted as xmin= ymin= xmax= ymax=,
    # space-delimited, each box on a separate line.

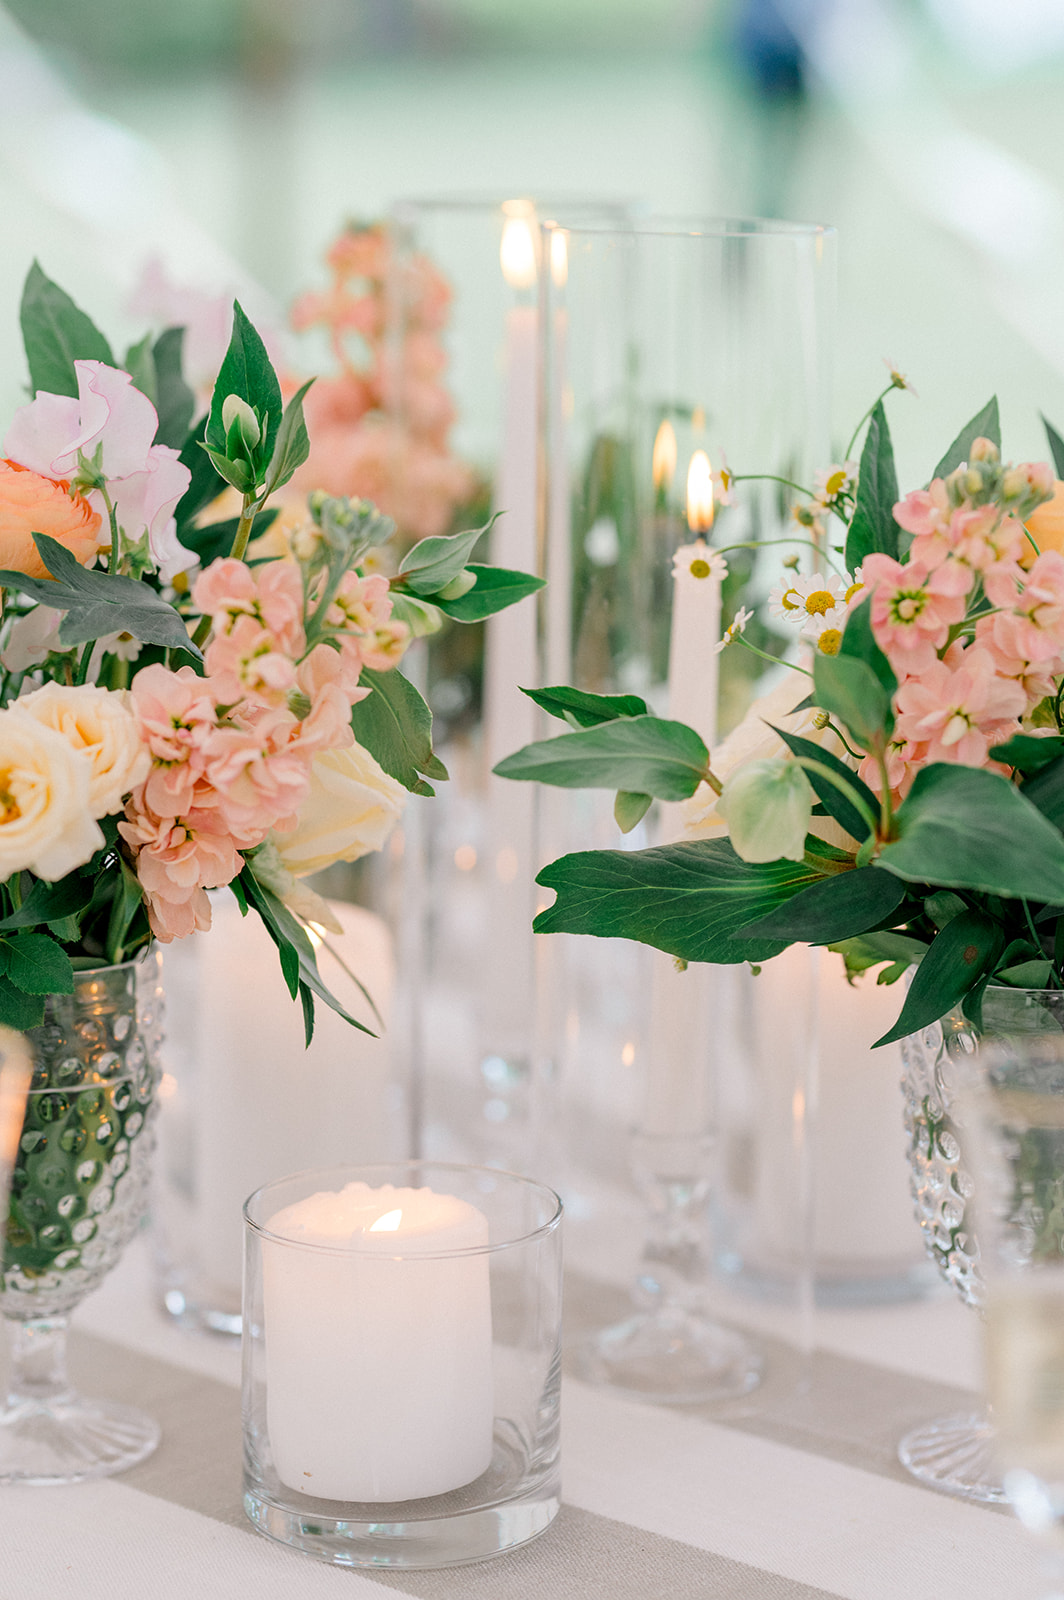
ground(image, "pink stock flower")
xmin=326 ymin=569 xmax=410 ymax=677
xmin=195 ymin=557 xmax=307 ymax=705
xmin=893 ymin=644 xmax=1025 ymax=768
xmin=984 ymin=549 xmax=1064 ymax=663
xmin=893 ymin=480 xmax=952 ymax=549
xmin=3 ymin=360 xmax=192 ymax=578
xmin=858 ymin=736 xmax=926 ymax=801
xmin=862 ymin=552 xmax=969 ymax=675
xmin=118 ymin=798 xmax=243 ymax=942
xmin=129 ymin=664 xmax=218 ymax=815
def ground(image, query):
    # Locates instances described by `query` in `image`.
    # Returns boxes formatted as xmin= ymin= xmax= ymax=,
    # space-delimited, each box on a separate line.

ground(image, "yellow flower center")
xmin=804 ymin=589 xmax=835 ymax=616
xmin=816 ymin=628 xmax=842 ymax=656
xmin=0 ymin=774 xmax=19 ymax=824
xmin=689 ymin=557 xmax=711 ymax=579
xmin=825 ymin=469 xmax=846 ymax=497
xmin=844 ymin=580 xmax=863 ymax=604
xmin=780 ymin=587 xmax=801 ymax=612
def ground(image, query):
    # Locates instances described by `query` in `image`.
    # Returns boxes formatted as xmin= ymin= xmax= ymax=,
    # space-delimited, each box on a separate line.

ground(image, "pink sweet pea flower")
xmin=862 ymin=552 xmax=969 ymax=675
xmin=3 ymin=360 xmax=192 ymax=577
xmin=894 ymin=643 xmax=1025 ymax=768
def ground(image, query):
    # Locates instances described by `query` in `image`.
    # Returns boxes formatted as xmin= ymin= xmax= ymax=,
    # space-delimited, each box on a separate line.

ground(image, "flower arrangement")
xmin=0 ymin=264 xmax=541 ymax=1038
xmin=496 ymin=379 xmax=1064 ymax=1046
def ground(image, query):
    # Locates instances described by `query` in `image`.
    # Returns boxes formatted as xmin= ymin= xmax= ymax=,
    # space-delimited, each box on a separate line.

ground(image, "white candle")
xmin=481 ymin=207 xmax=540 ymax=1068
xmin=262 ymin=1181 xmax=494 ymax=1502
xmin=666 ymin=450 xmax=722 ymax=751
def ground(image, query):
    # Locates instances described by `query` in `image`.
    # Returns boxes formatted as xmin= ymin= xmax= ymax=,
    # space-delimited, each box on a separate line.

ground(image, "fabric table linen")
xmin=0 ymin=1235 xmax=1047 ymax=1600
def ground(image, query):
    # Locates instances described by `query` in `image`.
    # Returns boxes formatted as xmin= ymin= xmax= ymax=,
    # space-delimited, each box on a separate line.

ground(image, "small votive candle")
xmin=262 ymin=1180 xmax=494 ymax=1503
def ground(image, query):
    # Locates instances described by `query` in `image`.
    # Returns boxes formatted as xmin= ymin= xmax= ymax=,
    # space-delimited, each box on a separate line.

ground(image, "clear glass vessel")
xmin=899 ymin=986 xmax=1064 ymax=1503
xmin=0 ymin=954 xmax=162 ymax=1483
xmin=242 ymin=1160 xmax=562 ymax=1568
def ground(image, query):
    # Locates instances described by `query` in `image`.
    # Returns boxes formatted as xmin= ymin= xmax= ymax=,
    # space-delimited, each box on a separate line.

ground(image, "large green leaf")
xmin=240 ymin=870 xmax=374 ymax=1044
xmin=1042 ymin=413 xmax=1064 ymax=481
xmin=397 ymin=521 xmax=491 ymax=597
xmin=534 ymin=839 xmax=825 ymax=963
xmin=20 ymin=261 xmax=114 ymax=398
xmin=839 ymin=594 xmax=897 ymax=694
xmin=205 ymin=301 xmax=282 ymax=469
xmin=0 ymin=932 xmax=74 ymax=995
xmin=432 ymin=565 xmax=545 ymax=621
xmin=0 ymin=977 xmax=44 ymax=1030
xmin=1019 ymin=757 xmax=1064 ymax=830
xmin=813 ymin=652 xmax=893 ymax=750
xmin=151 ymin=327 xmax=196 ymax=449
xmin=0 ymin=535 xmax=200 ymax=657
xmin=845 ymin=402 xmax=899 ymax=571
xmin=737 ymin=864 xmax=907 ymax=945
xmin=175 ymin=414 xmax=228 ymax=531
xmin=496 ymin=716 xmax=709 ymax=801
xmin=523 ymin=684 xmax=650 ymax=728
xmin=773 ymin=726 xmax=878 ymax=842
xmin=990 ymin=734 xmax=1064 ymax=776
xmin=877 ymin=763 xmax=1064 ymax=903
xmin=932 ymin=397 xmax=1000 ymax=482
xmin=262 ymin=379 xmax=314 ymax=497
xmin=349 ymin=667 xmax=447 ymax=797
xmin=0 ymin=874 xmax=95 ymax=933
xmin=874 ymin=909 xmax=1003 ymax=1047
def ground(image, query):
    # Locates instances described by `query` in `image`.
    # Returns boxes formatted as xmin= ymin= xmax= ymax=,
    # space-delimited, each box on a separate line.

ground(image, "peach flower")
xmin=0 ymin=459 xmax=103 ymax=577
xmin=1024 ymin=479 xmax=1064 ymax=566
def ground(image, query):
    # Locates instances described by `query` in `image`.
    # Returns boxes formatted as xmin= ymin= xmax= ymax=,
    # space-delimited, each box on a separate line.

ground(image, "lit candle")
xmin=666 ymin=449 xmax=722 ymax=751
xmin=262 ymin=1181 xmax=494 ymax=1502
xmin=652 ymin=418 xmax=678 ymax=511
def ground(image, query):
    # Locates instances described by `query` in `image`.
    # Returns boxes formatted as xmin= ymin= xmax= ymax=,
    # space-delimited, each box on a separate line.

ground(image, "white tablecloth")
xmin=0 ymin=1235 xmax=1049 ymax=1600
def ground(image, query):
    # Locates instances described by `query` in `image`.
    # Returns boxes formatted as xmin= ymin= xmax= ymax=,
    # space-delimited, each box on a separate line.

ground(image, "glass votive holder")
xmin=242 ymin=1161 xmax=563 ymax=1569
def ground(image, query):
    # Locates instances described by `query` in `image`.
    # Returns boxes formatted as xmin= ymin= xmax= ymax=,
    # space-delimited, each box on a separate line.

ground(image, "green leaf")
xmin=0 ymin=976 xmax=44 ymax=1030
xmin=534 ymin=838 xmax=825 ymax=964
xmin=177 ymin=507 xmax=277 ymax=568
xmin=925 ymin=890 xmax=967 ymax=929
xmin=105 ymin=858 xmax=146 ymax=965
xmin=813 ymin=652 xmax=893 ymax=750
xmin=839 ymin=595 xmax=897 ymax=695
xmin=151 ymin=327 xmax=196 ymax=450
xmin=523 ymin=684 xmax=651 ymax=728
xmin=773 ymin=726 xmax=879 ymax=842
xmin=737 ymin=865 xmax=908 ymax=945
xmin=431 ymin=565 xmax=545 ymax=621
xmin=262 ymin=378 xmax=314 ymax=498
xmin=174 ymin=414 xmax=228 ymax=531
xmin=349 ymin=667 xmax=446 ymax=796
xmin=0 ymin=535 xmax=200 ymax=658
xmin=874 ymin=909 xmax=1003 ymax=1047
xmin=206 ymin=301 xmax=282 ymax=470
xmin=932 ymin=397 xmax=1001 ymax=481
xmin=123 ymin=334 xmax=156 ymax=406
xmin=614 ymin=791 xmax=653 ymax=833
xmin=398 ymin=520 xmax=492 ymax=597
xmin=495 ymin=716 xmax=709 ymax=801
xmin=200 ymin=443 xmax=255 ymax=495
xmin=0 ymin=874 xmax=95 ymax=933
xmin=990 ymin=734 xmax=1064 ymax=775
xmin=1019 ymin=757 xmax=1064 ymax=830
xmin=846 ymin=402 xmax=900 ymax=571
xmin=241 ymin=869 xmax=374 ymax=1036
xmin=877 ymin=763 xmax=1064 ymax=903
xmin=299 ymin=982 xmax=316 ymax=1048
xmin=20 ymin=261 xmax=114 ymax=398
xmin=0 ymin=932 xmax=74 ymax=995
xmin=997 ymin=959 xmax=1053 ymax=988
xmin=1042 ymin=413 xmax=1064 ymax=481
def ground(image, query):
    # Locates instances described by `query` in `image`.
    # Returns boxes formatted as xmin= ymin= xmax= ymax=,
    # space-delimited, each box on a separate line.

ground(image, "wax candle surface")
xmin=263 ymin=1181 xmax=494 ymax=1503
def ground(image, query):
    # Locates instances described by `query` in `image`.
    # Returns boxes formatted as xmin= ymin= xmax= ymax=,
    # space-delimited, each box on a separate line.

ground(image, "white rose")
xmin=14 ymin=683 xmax=150 ymax=819
xmin=683 ymin=668 xmax=853 ymax=850
xmin=271 ymin=742 xmax=406 ymax=878
xmin=0 ymin=709 xmax=104 ymax=880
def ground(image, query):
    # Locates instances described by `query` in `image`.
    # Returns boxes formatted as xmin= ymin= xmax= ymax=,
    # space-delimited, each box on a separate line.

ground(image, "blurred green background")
xmin=2 ymin=0 xmax=1064 ymax=479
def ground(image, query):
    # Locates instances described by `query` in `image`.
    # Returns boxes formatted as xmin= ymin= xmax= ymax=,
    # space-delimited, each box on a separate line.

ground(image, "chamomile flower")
xmin=802 ymin=608 xmax=846 ymax=656
xmin=770 ymin=571 xmax=846 ymax=624
xmin=714 ymin=605 xmax=753 ymax=654
xmin=672 ymin=543 xmax=728 ymax=582
xmin=791 ymin=500 xmax=826 ymax=539
xmin=813 ymin=460 xmax=858 ymax=512
xmin=884 ymin=358 xmax=918 ymax=397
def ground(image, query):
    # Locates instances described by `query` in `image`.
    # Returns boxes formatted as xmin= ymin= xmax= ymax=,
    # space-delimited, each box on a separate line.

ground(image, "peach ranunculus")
xmin=1023 ymin=479 xmax=1064 ymax=565
xmin=0 ymin=459 xmax=103 ymax=578
xmin=14 ymin=683 xmax=150 ymax=818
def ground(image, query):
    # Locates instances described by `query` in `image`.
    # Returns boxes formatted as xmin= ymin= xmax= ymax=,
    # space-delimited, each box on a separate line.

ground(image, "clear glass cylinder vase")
xmin=0 ymin=953 xmax=163 ymax=1483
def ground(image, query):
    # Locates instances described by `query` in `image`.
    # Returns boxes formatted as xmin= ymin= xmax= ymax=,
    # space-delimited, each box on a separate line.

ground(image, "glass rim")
xmin=542 ymin=214 xmax=836 ymax=242
xmin=243 ymin=1160 xmax=564 ymax=1260
xmin=389 ymin=192 xmax=635 ymax=220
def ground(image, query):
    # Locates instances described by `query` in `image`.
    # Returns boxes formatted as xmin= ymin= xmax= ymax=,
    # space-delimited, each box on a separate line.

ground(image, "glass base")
xmin=0 ymin=1394 xmax=160 ymax=1485
xmin=573 ymin=1308 xmax=762 ymax=1405
xmin=160 ymin=1285 xmax=242 ymax=1339
xmin=243 ymin=1426 xmax=560 ymax=1569
xmin=897 ymin=1412 xmax=1007 ymax=1504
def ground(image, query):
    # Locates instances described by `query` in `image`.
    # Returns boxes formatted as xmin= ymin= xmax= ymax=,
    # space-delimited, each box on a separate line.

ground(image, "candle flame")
xmin=369 ymin=1208 xmax=403 ymax=1233
xmin=686 ymin=450 xmax=714 ymax=533
xmin=652 ymin=419 xmax=677 ymax=492
xmin=549 ymin=228 xmax=568 ymax=288
xmin=500 ymin=214 xmax=537 ymax=290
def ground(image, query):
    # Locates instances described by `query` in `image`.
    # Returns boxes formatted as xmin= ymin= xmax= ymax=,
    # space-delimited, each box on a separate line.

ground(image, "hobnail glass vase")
xmin=899 ymin=985 xmax=1064 ymax=1503
xmin=0 ymin=952 xmax=163 ymax=1484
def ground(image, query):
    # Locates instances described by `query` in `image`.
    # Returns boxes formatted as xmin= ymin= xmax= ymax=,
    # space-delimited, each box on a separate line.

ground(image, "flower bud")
xmin=969 ymin=436 xmax=999 ymax=464
xmin=438 ymin=568 xmax=477 ymax=600
xmin=716 ymin=757 xmax=813 ymax=864
xmin=221 ymin=393 xmax=261 ymax=450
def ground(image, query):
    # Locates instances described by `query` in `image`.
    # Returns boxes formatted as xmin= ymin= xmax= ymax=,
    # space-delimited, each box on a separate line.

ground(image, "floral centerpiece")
xmin=0 ymin=263 xmax=541 ymax=1039
xmin=496 ymin=379 xmax=1064 ymax=1047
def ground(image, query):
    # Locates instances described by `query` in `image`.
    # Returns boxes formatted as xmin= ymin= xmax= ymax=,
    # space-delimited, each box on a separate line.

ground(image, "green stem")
xmin=1022 ymin=898 xmax=1059 ymax=985
xmin=1024 ymin=526 xmax=1042 ymax=559
xmin=794 ymin=756 xmax=879 ymax=844
xmin=843 ymin=384 xmax=896 ymax=462
xmin=729 ymin=472 xmax=816 ymax=500
xmin=874 ymin=745 xmax=895 ymax=839
xmin=732 ymin=637 xmax=814 ymax=677
xmin=228 ymin=494 xmax=259 ymax=563
xmin=712 ymin=536 xmax=850 ymax=583
xmin=74 ymin=639 xmax=95 ymax=686
xmin=100 ymin=487 xmax=120 ymax=576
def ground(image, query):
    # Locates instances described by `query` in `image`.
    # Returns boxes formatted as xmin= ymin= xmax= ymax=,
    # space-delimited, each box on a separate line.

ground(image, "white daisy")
xmin=813 ymin=460 xmax=858 ymax=510
xmin=801 ymin=608 xmax=846 ymax=656
xmin=672 ymin=543 xmax=728 ymax=582
xmin=714 ymin=605 xmax=753 ymax=654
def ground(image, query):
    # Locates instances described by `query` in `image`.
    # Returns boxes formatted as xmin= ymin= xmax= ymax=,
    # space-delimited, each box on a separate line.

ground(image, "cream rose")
xmin=14 ymin=683 xmax=150 ymax=819
xmin=683 ymin=667 xmax=854 ymax=850
xmin=270 ymin=742 xmax=406 ymax=877
xmin=0 ymin=709 xmax=104 ymax=880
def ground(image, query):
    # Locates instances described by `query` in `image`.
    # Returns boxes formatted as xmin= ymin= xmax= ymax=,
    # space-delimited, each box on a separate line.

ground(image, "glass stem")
xmin=4 ymin=1317 xmax=73 ymax=1410
xmin=629 ymin=1132 xmax=713 ymax=1316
